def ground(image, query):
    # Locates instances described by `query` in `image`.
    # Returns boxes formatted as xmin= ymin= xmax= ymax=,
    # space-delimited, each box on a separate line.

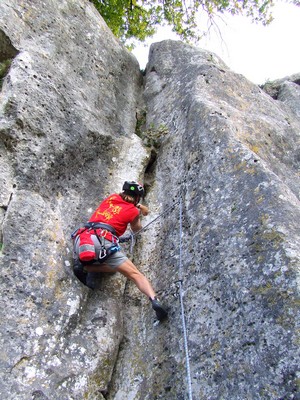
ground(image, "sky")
xmin=132 ymin=1 xmax=300 ymax=85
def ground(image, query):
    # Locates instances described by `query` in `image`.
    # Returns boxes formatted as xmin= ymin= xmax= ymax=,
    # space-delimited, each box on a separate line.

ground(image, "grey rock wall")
xmin=107 ymin=42 xmax=300 ymax=399
xmin=0 ymin=1 xmax=148 ymax=399
xmin=117 ymin=41 xmax=299 ymax=399
xmin=262 ymin=73 xmax=300 ymax=118
xmin=0 ymin=1 xmax=299 ymax=399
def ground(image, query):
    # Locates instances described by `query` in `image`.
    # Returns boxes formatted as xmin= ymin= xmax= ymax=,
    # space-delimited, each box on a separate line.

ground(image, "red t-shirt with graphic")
xmin=89 ymin=194 xmax=139 ymax=237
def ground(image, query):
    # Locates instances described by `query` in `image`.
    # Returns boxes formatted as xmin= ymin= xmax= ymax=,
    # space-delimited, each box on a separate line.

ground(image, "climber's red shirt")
xmin=89 ymin=194 xmax=139 ymax=237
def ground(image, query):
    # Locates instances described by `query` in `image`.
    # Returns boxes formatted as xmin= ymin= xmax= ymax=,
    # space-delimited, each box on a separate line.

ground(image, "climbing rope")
xmin=122 ymin=200 xmax=179 ymax=253
xmin=122 ymin=195 xmax=193 ymax=398
xmin=134 ymin=200 xmax=180 ymax=236
xmin=177 ymin=195 xmax=193 ymax=400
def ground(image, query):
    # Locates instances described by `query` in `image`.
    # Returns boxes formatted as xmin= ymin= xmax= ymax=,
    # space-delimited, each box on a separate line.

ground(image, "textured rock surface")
xmin=1 ymin=2 xmax=300 ymax=399
xmin=262 ymin=73 xmax=300 ymax=117
xmin=0 ymin=1 xmax=148 ymax=399
xmin=109 ymin=41 xmax=300 ymax=400
xmin=108 ymin=41 xmax=300 ymax=399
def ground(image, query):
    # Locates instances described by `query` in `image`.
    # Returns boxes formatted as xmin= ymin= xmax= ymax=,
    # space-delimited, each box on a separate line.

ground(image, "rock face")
xmin=161 ymin=42 xmax=299 ymax=399
xmin=0 ymin=2 xmax=299 ymax=400
xmin=0 ymin=1 xmax=148 ymax=399
xmin=262 ymin=73 xmax=300 ymax=118
xmin=108 ymin=42 xmax=300 ymax=400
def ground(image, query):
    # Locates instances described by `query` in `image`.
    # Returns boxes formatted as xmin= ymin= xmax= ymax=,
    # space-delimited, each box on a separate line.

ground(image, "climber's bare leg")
xmin=84 ymin=259 xmax=156 ymax=299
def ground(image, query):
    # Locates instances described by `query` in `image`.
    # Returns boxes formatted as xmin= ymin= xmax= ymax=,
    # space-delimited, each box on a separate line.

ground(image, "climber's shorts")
xmin=104 ymin=251 xmax=128 ymax=269
xmin=73 ymin=236 xmax=128 ymax=270
xmin=93 ymin=237 xmax=127 ymax=269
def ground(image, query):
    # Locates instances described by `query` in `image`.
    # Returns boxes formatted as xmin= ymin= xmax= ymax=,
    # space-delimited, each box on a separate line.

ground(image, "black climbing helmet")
xmin=122 ymin=181 xmax=144 ymax=198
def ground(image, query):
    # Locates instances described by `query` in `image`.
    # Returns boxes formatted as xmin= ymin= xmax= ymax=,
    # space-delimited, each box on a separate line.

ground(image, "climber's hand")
xmin=138 ymin=204 xmax=149 ymax=216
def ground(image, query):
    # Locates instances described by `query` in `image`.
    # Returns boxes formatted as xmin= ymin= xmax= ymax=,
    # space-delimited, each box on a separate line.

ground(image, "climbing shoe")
xmin=151 ymin=297 xmax=168 ymax=321
xmin=73 ymin=262 xmax=87 ymax=286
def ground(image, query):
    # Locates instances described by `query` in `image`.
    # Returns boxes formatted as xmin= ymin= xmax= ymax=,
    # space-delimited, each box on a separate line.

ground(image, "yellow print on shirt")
xmin=96 ymin=197 xmax=123 ymax=221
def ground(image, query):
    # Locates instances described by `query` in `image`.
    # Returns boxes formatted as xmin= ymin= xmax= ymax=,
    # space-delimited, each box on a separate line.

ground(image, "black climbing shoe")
xmin=86 ymin=272 xmax=97 ymax=290
xmin=151 ymin=297 xmax=168 ymax=321
xmin=73 ymin=262 xmax=87 ymax=285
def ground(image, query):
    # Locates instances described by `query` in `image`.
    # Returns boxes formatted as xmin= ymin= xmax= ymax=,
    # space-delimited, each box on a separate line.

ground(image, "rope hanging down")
xmin=122 ymin=196 xmax=193 ymax=398
xmin=177 ymin=196 xmax=193 ymax=400
xmin=121 ymin=200 xmax=180 ymax=253
xmin=134 ymin=200 xmax=180 ymax=236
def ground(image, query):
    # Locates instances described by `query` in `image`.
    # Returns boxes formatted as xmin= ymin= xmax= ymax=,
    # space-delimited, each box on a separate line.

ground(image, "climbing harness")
xmin=71 ymin=222 xmax=120 ymax=264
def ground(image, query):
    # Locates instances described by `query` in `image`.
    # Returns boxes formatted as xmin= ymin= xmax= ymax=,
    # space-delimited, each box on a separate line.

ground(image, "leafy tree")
xmin=91 ymin=0 xmax=300 ymax=46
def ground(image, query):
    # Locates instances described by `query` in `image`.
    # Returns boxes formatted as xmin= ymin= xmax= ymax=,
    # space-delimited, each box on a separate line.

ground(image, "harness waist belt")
xmin=84 ymin=222 xmax=117 ymax=237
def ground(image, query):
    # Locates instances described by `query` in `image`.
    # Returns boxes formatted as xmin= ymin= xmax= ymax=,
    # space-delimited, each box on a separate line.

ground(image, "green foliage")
xmin=146 ymin=123 xmax=169 ymax=149
xmin=136 ymin=110 xmax=169 ymax=149
xmin=90 ymin=0 xmax=299 ymax=46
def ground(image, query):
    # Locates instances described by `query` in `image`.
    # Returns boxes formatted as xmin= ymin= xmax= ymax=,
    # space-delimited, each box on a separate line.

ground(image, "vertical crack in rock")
xmin=0 ymin=29 xmax=18 ymax=90
xmin=0 ymin=29 xmax=18 ymax=250
xmin=0 ymin=192 xmax=13 ymax=252
xmin=106 ymin=119 xmax=178 ymax=400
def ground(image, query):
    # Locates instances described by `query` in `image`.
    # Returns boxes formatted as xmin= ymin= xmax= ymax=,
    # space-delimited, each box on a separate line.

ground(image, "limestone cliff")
xmin=0 ymin=1 xmax=148 ymax=399
xmin=0 ymin=1 xmax=299 ymax=399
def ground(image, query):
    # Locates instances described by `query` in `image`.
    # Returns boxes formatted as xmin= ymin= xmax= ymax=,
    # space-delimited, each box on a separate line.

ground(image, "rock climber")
xmin=72 ymin=181 xmax=168 ymax=321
